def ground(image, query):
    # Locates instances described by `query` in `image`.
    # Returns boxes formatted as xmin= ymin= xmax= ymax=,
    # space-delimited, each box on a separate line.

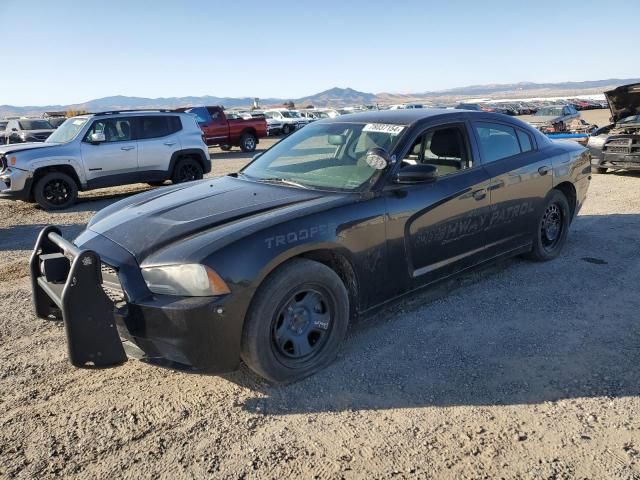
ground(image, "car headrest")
xmin=430 ymin=129 xmax=462 ymax=158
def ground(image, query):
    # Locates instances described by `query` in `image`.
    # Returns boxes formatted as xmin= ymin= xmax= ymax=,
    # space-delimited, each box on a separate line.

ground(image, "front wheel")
xmin=171 ymin=158 xmax=203 ymax=184
xmin=33 ymin=171 xmax=78 ymax=210
xmin=282 ymin=124 xmax=292 ymax=135
xmin=526 ymin=189 xmax=570 ymax=262
xmin=241 ymin=259 xmax=349 ymax=383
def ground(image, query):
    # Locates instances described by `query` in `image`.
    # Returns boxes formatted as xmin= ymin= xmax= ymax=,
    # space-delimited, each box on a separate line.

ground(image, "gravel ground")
xmin=1 ymin=138 xmax=640 ymax=479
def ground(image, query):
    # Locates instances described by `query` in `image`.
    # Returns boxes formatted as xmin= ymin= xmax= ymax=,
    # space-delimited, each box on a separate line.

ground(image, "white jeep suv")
xmin=0 ymin=110 xmax=210 ymax=210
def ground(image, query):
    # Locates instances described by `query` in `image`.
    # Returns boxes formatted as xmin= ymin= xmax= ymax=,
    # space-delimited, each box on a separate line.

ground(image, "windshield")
xmin=46 ymin=117 xmax=89 ymax=143
xmin=535 ymin=107 xmax=563 ymax=116
xmin=241 ymin=122 xmax=405 ymax=191
xmin=280 ymin=111 xmax=298 ymax=118
xmin=0 ymin=122 xmax=7 ymax=131
xmin=18 ymin=120 xmax=53 ymax=130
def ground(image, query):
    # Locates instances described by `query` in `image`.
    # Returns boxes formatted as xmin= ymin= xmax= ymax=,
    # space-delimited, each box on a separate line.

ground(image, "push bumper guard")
xmin=30 ymin=226 xmax=127 ymax=368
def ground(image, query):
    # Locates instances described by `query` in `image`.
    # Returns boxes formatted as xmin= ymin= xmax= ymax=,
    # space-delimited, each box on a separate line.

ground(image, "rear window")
xmin=18 ymin=120 xmax=53 ymax=130
xmin=473 ymin=122 xmax=521 ymax=163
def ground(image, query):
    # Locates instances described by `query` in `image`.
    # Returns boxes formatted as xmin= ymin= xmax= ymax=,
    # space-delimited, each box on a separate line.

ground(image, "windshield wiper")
xmin=256 ymin=177 xmax=310 ymax=189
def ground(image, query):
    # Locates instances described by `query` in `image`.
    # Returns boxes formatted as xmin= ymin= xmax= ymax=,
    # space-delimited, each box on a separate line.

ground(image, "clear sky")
xmin=1 ymin=0 xmax=638 ymax=106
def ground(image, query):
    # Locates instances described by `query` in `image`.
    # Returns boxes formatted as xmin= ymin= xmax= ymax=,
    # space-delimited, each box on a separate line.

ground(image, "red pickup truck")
xmin=178 ymin=106 xmax=267 ymax=152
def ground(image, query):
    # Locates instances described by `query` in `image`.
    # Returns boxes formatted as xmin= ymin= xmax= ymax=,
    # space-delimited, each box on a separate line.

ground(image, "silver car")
xmin=0 ymin=110 xmax=210 ymax=210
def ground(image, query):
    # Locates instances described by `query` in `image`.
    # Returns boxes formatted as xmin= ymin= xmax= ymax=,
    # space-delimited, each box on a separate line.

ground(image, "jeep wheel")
xmin=282 ymin=124 xmax=292 ymax=135
xmin=525 ymin=189 xmax=570 ymax=262
xmin=239 ymin=133 xmax=257 ymax=153
xmin=34 ymin=172 xmax=78 ymax=210
xmin=171 ymin=158 xmax=203 ymax=184
xmin=220 ymin=145 xmax=232 ymax=151
xmin=241 ymin=259 xmax=349 ymax=383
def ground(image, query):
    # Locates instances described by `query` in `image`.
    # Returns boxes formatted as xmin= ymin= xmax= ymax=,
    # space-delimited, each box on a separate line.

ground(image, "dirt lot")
xmin=2 ymin=132 xmax=640 ymax=480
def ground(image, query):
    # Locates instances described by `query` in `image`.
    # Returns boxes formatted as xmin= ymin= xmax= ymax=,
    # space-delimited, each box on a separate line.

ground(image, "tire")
xmin=171 ymin=157 xmax=203 ymax=184
xmin=241 ymin=258 xmax=350 ymax=383
xmin=220 ymin=145 xmax=232 ymax=151
xmin=33 ymin=171 xmax=78 ymax=210
xmin=239 ymin=133 xmax=257 ymax=153
xmin=147 ymin=181 xmax=165 ymax=187
xmin=526 ymin=189 xmax=570 ymax=262
xmin=592 ymin=166 xmax=607 ymax=174
xmin=282 ymin=124 xmax=292 ymax=135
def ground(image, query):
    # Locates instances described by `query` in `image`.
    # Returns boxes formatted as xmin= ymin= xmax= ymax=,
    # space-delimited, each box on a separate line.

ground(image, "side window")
xmin=402 ymin=125 xmax=470 ymax=177
xmin=516 ymin=129 xmax=533 ymax=152
xmin=138 ymin=116 xmax=170 ymax=139
xmin=168 ymin=116 xmax=182 ymax=134
xmin=187 ymin=107 xmax=211 ymax=125
xmin=84 ymin=118 xmax=133 ymax=142
xmin=473 ymin=122 xmax=521 ymax=163
xmin=207 ymin=108 xmax=221 ymax=121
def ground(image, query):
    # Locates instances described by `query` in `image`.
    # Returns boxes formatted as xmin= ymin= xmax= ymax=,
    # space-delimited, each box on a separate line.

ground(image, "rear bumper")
xmin=30 ymin=227 xmax=242 ymax=372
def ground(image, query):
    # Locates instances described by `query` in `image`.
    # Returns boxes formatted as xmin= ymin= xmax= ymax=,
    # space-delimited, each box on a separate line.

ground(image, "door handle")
xmin=163 ymin=142 xmax=176 ymax=146
xmin=487 ymin=180 xmax=504 ymax=191
xmin=472 ymin=189 xmax=487 ymax=201
xmin=121 ymin=146 xmax=135 ymax=151
xmin=538 ymin=166 xmax=550 ymax=176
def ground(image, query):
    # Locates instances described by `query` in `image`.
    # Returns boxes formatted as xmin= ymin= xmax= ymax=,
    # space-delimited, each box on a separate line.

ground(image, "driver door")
xmin=80 ymin=117 xmax=139 ymax=188
xmin=384 ymin=122 xmax=492 ymax=293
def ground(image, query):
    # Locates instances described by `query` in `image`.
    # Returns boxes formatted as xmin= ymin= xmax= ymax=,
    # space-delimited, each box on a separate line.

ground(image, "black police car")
xmin=31 ymin=109 xmax=591 ymax=383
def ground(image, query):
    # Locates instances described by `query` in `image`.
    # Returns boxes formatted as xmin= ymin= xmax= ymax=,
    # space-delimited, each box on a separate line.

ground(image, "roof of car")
xmin=324 ymin=108 xmax=468 ymax=125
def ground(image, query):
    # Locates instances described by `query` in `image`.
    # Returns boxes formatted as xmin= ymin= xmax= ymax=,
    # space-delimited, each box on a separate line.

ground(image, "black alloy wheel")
xmin=33 ymin=171 xmax=78 ymax=210
xmin=171 ymin=158 xmax=203 ymax=184
xmin=271 ymin=288 xmax=333 ymax=362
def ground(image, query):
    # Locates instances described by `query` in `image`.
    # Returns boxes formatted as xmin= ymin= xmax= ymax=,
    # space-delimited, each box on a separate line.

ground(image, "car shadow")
xmin=0 ymin=223 xmax=86 ymax=252
xmin=222 ymin=213 xmax=640 ymax=414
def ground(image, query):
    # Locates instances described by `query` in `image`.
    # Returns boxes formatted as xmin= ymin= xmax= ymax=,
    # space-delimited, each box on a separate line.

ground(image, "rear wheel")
xmin=282 ymin=124 xmax=292 ymax=135
xmin=33 ymin=171 xmax=78 ymax=210
xmin=241 ymin=259 xmax=349 ymax=383
xmin=526 ymin=189 xmax=570 ymax=262
xmin=171 ymin=158 xmax=203 ymax=184
xmin=239 ymin=133 xmax=257 ymax=153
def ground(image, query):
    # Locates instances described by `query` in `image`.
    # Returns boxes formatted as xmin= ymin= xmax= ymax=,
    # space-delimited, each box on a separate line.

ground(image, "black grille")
xmin=100 ymin=263 xmax=125 ymax=304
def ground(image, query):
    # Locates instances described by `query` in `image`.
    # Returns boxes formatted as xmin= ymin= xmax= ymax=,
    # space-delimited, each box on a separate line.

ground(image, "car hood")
xmin=85 ymin=175 xmax=346 ymax=262
xmin=0 ymin=142 xmax=60 ymax=155
xmin=605 ymin=83 xmax=640 ymax=122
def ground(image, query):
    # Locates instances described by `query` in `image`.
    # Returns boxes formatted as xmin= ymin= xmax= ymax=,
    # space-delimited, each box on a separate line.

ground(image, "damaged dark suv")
xmin=587 ymin=83 xmax=640 ymax=173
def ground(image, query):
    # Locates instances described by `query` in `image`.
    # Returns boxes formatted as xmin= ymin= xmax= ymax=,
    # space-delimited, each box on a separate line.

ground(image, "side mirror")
xmin=89 ymin=132 xmax=106 ymax=143
xmin=394 ymin=164 xmax=438 ymax=184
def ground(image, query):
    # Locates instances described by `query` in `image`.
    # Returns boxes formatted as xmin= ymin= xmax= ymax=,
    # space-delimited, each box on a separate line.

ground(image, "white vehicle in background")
xmin=389 ymin=103 xmax=425 ymax=110
xmin=263 ymin=109 xmax=306 ymax=135
xmin=237 ymin=110 xmax=283 ymax=136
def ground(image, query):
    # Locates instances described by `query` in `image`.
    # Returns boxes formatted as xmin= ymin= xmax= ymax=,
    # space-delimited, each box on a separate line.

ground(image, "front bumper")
xmin=601 ymin=153 xmax=640 ymax=170
xmin=0 ymin=167 xmax=33 ymax=201
xmin=30 ymin=227 xmax=242 ymax=372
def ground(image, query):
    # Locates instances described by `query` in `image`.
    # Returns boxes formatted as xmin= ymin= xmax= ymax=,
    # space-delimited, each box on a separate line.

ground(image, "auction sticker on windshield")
xmin=363 ymin=123 xmax=405 ymax=135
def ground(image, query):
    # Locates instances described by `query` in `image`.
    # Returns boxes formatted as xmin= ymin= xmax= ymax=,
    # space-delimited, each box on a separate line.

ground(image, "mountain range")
xmin=2 ymin=78 xmax=638 ymax=117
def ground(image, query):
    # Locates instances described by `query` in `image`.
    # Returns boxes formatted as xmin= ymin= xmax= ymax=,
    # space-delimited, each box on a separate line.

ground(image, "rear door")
xmin=135 ymin=116 xmax=182 ymax=179
xmin=384 ymin=121 xmax=492 ymax=292
xmin=80 ymin=117 xmax=138 ymax=187
xmin=471 ymin=120 xmax=552 ymax=252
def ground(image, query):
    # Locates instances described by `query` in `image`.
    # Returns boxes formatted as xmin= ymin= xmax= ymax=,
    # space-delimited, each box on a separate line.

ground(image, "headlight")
xmin=141 ymin=264 xmax=230 ymax=296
